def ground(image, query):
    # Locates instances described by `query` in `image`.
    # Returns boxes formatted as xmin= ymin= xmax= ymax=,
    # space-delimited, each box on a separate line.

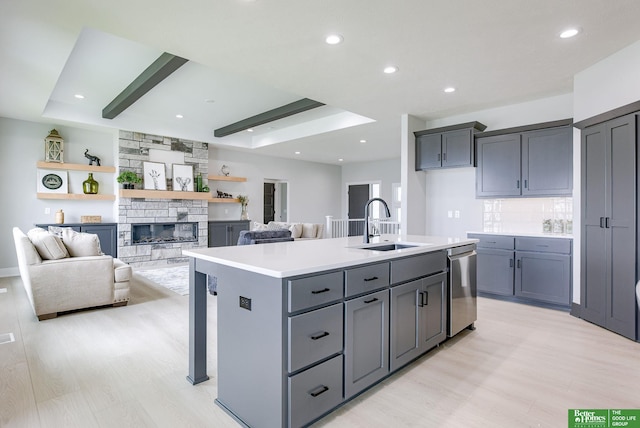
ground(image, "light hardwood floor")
xmin=0 ymin=274 xmax=638 ymax=428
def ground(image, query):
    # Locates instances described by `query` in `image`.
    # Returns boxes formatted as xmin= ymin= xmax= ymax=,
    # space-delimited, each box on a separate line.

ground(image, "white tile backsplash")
xmin=482 ymin=197 xmax=573 ymax=235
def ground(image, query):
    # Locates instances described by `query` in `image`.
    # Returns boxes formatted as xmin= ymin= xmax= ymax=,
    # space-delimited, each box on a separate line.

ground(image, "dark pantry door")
xmin=348 ymin=184 xmax=370 ymax=236
xmin=264 ymin=182 xmax=276 ymax=223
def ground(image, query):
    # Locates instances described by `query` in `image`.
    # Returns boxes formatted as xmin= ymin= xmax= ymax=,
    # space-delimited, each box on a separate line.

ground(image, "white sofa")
xmin=12 ymin=227 xmax=132 ymax=320
xmin=250 ymin=221 xmax=325 ymax=240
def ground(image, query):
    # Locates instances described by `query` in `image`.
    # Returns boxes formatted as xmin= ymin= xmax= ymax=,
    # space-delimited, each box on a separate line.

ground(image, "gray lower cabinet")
xmin=208 ymin=220 xmax=249 ymax=247
xmin=390 ymin=272 xmax=447 ymax=372
xmin=469 ymin=233 xmax=572 ymax=308
xmin=344 ymin=289 xmax=389 ymax=399
xmin=35 ymin=223 xmax=117 ymax=257
xmin=475 ymin=122 xmax=573 ymax=198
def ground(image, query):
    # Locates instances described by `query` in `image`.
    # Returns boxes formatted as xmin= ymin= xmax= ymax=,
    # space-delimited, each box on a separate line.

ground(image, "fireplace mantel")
xmin=119 ymin=189 xmax=239 ymax=203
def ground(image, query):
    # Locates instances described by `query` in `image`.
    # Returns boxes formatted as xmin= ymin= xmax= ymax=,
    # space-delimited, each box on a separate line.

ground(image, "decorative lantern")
xmin=44 ymin=129 xmax=64 ymax=163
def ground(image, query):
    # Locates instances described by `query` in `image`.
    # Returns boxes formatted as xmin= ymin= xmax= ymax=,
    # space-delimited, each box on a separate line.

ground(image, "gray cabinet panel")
xmin=475 ymin=248 xmax=514 ymax=296
xmin=288 ymin=355 xmax=343 ymax=428
xmin=521 ymin=127 xmax=573 ymax=196
xmin=420 ymin=273 xmax=447 ymax=352
xmin=345 ymin=262 xmax=389 ymax=298
xmin=288 ymin=303 xmax=343 ymax=373
xmin=515 ymin=237 xmax=571 ymax=254
xmin=344 ymin=289 xmax=389 ymax=398
xmin=390 ymin=251 xmax=447 ymax=285
xmin=416 ymin=133 xmax=442 ymax=170
xmin=208 ymin=220 xmax=249 ymax=247
xmin=288 ymin=271 xmax=343 ymax=313
xmin=469 ymin=233 xmax=514 ymax=250
xmin=442 ymin=128 xmax=474 ymax=167
xmin=515 ymin=251 xmax=570 ymax=305
xmin=476 ymin=134 xmax=522 ymax=197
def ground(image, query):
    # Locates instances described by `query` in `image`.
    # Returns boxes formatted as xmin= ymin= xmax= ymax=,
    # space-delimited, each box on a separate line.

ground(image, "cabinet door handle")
xmin=309 ymin=385 xmax=329 ymax=397
xmin=516 ymin=180 xmax=520 ymax=189
xmin=605 ymin=217 xmax=611 ymax=228
xmin=310 ymin=331 xmax=330 ymax=341
xmin=363 ymin=276 xmax=379 ymax=282
xmin=364 ymin=297 xmax=379 ymax=304
xmin=423 ymin=291 xmax=429 ymax=306
xmin=443 ymin=152 xmax=447 ymax=161
xmin=600 ymin=217 xmax=605 ymax=228
xmin=524 ymin=179 xmax=528 ymax=189
xmin=437 ymin=153 xmax=441 ymax=162
xmin=517 ymin=259 xmax=521 ymax=268
xmin=311 ymin=288 xmax=330 ymax=295
xmin=509 ymin=259 xmax=514 ymax=267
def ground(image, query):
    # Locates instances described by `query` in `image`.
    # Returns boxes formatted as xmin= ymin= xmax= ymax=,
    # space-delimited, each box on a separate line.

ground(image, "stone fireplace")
xmin=117 ymin=131 xmax=209 ymax=268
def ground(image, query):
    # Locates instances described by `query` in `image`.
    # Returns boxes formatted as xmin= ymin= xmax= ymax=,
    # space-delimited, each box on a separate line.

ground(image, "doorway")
xmin=348 ymin=184 xmax=370 ymax=236
xmin=264 ymin=180 xmax=288 ymax=223
xmin=264 ymin=182 xmax=275 ymax=223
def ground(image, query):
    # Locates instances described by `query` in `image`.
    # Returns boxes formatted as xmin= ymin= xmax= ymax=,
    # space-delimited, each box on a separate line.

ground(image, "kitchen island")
xmin=184 ymin=234 xmax=477 ymax=428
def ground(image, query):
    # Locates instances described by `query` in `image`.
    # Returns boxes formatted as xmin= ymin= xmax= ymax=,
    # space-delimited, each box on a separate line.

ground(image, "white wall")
xmin=0 ymin=117 xmax=117 ymax=272
xmin=402 ymin=114 xmax=427 ymax=235
xmin=340 ymin=158 xmax=400 ymax=218
xmin=207 ymin=147 xmax=342 ymax=225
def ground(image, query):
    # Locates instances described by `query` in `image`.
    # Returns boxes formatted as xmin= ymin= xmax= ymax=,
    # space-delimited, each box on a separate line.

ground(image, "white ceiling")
xmin=2 ymin=0 xmax=640 ymax=165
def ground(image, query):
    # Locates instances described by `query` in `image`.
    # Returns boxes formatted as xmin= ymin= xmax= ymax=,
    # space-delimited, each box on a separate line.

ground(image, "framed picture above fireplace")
xmin=172 ymin=164 xmax=194 ymax=191
xmin=143 ymin=161 xmax=167 ymax=190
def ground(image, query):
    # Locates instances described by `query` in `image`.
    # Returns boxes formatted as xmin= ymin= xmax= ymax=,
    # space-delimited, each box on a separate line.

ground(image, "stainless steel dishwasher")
xmin=447 ymin=244 xmax=477 ymax=337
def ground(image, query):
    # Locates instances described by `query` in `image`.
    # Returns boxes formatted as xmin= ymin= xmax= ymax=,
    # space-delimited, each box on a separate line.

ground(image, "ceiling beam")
xmin=214 ymin=98 xmax=325 ymax=137
xmin=102 ymin=53 xmax=188 ymax=119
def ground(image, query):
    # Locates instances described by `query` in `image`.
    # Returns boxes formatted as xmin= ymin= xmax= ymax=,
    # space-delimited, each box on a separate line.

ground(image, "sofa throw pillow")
xmin=251 ymin=221 xmax=268 ymax=231
xmin=267 ymin=222 xmax=289 ymax=231
xmin=27 ymin=228 xmax=69 ymax=260
xmin=301 ymin=223 xmax=318 ymax=239
xmin=61 ymin=228 xmax=103 ymax=257
xmin=290 ymin=223 xmax=303 ymax=239
xmin=47 ymin=225 xmax=66 ymax=237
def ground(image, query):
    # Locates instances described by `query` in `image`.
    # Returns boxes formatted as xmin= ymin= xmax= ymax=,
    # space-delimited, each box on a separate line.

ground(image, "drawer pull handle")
xmin=310 ymin=331 xmax=330 ymax=340
xmin=309 ymin=385 xmax=329 ymax=397
xmin=486 ymin=241 xmax=497 ymax=244
xmin=536 ymin=244 xmax=549 ymax=247
xmin=364 ymin=276 xmax=379 ymax=282
xmin=364 ymin=297 xmax=379 ymax=304
xmin=311 ymin=288 xmax=330 ymax=295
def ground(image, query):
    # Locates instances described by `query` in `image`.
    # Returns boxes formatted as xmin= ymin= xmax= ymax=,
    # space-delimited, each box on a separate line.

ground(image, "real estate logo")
xmin=569 ymin=409 xmax=640 ymax=428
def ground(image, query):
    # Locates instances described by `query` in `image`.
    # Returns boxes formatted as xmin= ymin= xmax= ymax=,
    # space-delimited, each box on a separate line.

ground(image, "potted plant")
xmin=237 ymin=195 xmax=249 ymax=220
xmin=117 ymin=170 xmax=142 ymax=189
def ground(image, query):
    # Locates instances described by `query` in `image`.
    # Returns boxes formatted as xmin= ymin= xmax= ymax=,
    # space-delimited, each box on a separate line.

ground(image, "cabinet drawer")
xmin=345 ymin=262 xmax=390 ymax=298
xmin=288 ymin=355 xmax=343 ymax=428
xmin=288 ymin=303 xmax=343 ymax=373
xmin=469 ymin=234 xmax=515 ymax=250
xmin=390 ymin=251 xmax=446 ymax=285
xmin=515 ymin=237 xmax=571 ymax=254
xmin=288 ymin=272 xmax=343 ymax=313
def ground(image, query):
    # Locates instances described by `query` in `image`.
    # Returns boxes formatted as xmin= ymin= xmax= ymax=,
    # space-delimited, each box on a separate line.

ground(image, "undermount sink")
xmin=356 ymin=243 xmax=420 ymax=251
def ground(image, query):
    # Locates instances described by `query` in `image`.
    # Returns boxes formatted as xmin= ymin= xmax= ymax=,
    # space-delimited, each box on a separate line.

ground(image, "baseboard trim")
xmin=0 ymin=267 xmax=19 ymax=278
xmin=570 ymin=302 xmax=581 ymax=318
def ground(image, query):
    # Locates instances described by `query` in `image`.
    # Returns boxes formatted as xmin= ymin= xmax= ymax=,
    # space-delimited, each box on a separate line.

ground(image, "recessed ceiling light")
xmin=295 ymin=151 xmax=301 ymax=155
xmin=176 ymin=114 xmax=184 ymax=119
xmin=74 ymin=94 xmax=85 ymax=99
xmin=560 ymin=28 xmax=580 ymax=39
xmin=338 ymin=158 xmax=344 ymax=162
xmin=325 ymin=34 xmax=344 ymax=45
xmin=383 ymin=66 xmax=398 ymax=74
xmin=247 ymin=128 xmax=254 ymax=133
xmin=444 ymin=87 xmax=456 ymax=93
xmin=360 ymin=139 xmax=367 ymax=143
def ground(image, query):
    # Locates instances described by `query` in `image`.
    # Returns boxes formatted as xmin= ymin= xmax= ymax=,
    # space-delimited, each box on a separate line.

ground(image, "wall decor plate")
xmin=37 ymin=169 xmax=68 ymax=193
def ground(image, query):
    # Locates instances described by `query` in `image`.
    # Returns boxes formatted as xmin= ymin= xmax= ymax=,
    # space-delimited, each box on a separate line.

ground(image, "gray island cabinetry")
xmin=184 ymin=235 xmax=476 ymax=428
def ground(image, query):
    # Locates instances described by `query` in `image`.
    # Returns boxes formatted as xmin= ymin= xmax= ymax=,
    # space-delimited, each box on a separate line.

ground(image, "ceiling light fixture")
xmin=560 ymin=28 xmax=580 ymax=39
xmin=295 ymin=151 xmax=301 ymax=155
xmin=338 ymin=158 xmax=344 ymax=162
xmin=74 ymin=94 xmax=85 ymax=99
xmin=383 ymin=66 xmax=398 ymax=74
xmin=176 ymin=114 xmax=184 ymax=119
xmin=444 ymin=87 xmax=456 ymax=93
xmin=325 ymin=34 xmax=344 ymax=45
xmin=360 ymin=139 xmax=367 ymax=143
xmin=247 ymin=128 xmax=254 ymax=133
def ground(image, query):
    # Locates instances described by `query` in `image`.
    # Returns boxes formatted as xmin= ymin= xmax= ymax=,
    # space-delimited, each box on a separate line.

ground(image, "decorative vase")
xmin=83 ymin=173 xmax=99 ymax=194
xmin=55 ymin=209 xmax=64 ymax=224
xmin=196 ymin=173 xmax=203 ymax=192
xmin=240 ymin=205 xmax=249 ymax=220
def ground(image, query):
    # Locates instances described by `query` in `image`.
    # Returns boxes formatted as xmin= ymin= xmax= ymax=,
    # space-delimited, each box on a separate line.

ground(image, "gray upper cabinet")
xmin=415 ymin=121 xmax=486 ymax=170
xmin=476 ymin=120 xmax=573 ymax=198
xmin=580 ymin=113 xmax=637 ymax=340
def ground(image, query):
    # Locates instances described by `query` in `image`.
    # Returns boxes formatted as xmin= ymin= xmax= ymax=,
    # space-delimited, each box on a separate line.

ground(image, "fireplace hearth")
xmin=132 ymin=222 xmax=198 ymax=245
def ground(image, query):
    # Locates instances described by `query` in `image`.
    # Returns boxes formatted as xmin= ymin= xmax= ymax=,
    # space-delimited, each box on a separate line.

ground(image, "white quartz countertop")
xmin=184 ymin=234 xmax=477 ymax=278
xmin=467 ymin=231 xmax=573 ymax=239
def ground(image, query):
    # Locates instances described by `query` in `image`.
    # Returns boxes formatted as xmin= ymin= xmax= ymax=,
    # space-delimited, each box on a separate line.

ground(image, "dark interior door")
xmin=263 ymin=182 xmax=275 ymax=223
xmin=348 ymin=184 xmax=369 ymax=236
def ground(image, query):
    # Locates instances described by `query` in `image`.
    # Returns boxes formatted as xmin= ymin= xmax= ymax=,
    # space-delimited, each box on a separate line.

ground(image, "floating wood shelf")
xmin=37 ymin=161 xmax=116 ymax=173
xmin=207 ymin=175 xmax=247 ymax=182
xmin=37 ymin=193 xmax=116 ymax=201
xmin=119 ymin=189 xmax=212 ymax=200
xmin=208 ymin=198 xmax=240 ymax=203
